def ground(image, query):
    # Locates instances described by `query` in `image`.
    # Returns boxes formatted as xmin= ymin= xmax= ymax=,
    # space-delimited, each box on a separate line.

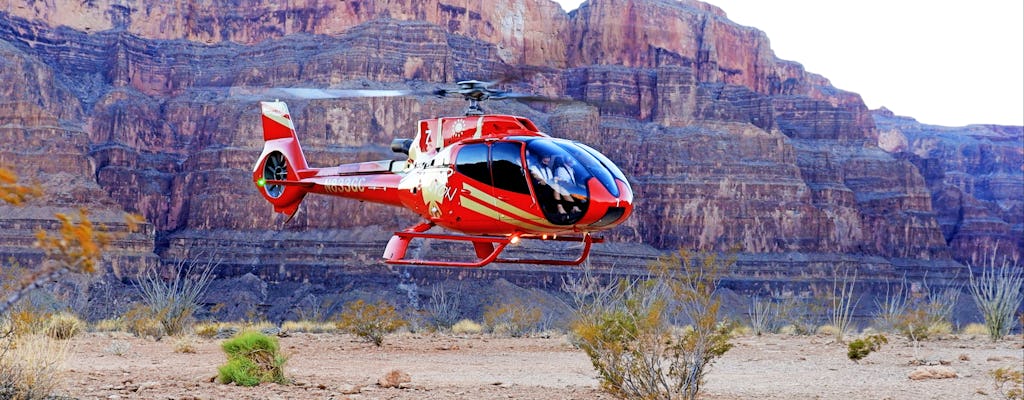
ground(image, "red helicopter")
xmin=251 ymin=81 xmax=633 ymax=267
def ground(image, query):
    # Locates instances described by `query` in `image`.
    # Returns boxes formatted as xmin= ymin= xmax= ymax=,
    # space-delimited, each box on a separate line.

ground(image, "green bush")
xmin=336 ymin=299 xmax=406 ymax=346
xmin=217 ymin=331 xmax=288 ymax=386
xmin=847 ymin=334 xmax=888 ymax=363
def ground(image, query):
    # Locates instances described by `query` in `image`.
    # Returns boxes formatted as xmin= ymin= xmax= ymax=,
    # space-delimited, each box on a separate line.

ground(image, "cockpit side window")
xmin=455 ymin=143 xmax=491 ymax=186
xmin=525 ymin=140 xmax=590 ymax=225
xmin=491 ymin=142 xmax=530 ymax=194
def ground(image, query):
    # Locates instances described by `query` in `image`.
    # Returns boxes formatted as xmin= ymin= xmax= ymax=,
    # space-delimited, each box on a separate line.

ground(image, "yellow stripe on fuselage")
xmin=460 ymin=183 xmax=559 ymax=231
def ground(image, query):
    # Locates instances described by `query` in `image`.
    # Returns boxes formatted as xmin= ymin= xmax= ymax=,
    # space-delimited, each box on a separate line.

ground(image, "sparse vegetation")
xmin=217 ymin=331 xmax=289 ymax=386
xmin=336 ymin=299 xmax=407 ymax=346
xmin=967 ymin=256 xmax=1024 ymax=341
xmin=748 ymin=296 xmax=779 ymax=336
xmin=92 ymin=318 xmax=124 ymax=333
xmin=826 ymin=268 xmax=859 ymax=342
xmin=427 ymin=283 xmax=463 ymax=330
xmin=44 ymin=312 xmax=83 ymax=340
xmin=281 ymin=320 xmax=336 ymax=334
xmin=135 ymin=258 xmax=216 ymax=337
xmin=847 ymin=334 xmax=888 ymax=363
xmin=0 ymin=168 xmax=139 ymax=400
xmin=104 ymin=340 xmax=131 ymax=357
xmin=173 ymin=335 xmax=198 ymax=354
xmin=570 ymin=249 xmax=734 ymax=400
xmin=0 ymin=334 xmax=69 ymax=400
xmin=991 ymin=367 xmax=1023 ymax=400
xmin=451 ymin=319 xmax=483 ymax=335
xmin=777 ymin=294 xmax=825 ymax=336
xmin=121 ymin=303 xmax=166 ymax=339
xmin=873 ymin=278 xmax=909 ymax=332
xmin=483 ymin=299 xmax=542 ymax=338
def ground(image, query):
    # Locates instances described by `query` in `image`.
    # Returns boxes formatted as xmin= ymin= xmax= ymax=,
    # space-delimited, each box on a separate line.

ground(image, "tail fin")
xmin=253 ymin=101 xmax=311 ymax=217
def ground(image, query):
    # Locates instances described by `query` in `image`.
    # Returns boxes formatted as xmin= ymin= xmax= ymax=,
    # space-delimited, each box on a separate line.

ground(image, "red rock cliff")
xmin=1 ymin=0 xmax=1018 ymax=286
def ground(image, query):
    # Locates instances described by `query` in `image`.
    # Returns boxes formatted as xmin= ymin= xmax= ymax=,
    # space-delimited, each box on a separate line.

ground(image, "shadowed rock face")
xmin=875 ymin=109 xmax=1023 ymax=265
xmin=1 ymin=0 xmax=1020 ymax=319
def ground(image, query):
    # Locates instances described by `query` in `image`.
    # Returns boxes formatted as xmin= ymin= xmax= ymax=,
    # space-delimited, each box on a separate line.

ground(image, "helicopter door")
xmin=454 ymin=142 xmax=538 ymax=234
xmin=488 ymin=142 xmax=536 ymax=228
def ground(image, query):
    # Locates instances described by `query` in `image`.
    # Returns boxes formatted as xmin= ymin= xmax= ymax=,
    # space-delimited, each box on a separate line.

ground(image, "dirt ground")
xmin=57 ymin=331 xmax=1022 ymax=400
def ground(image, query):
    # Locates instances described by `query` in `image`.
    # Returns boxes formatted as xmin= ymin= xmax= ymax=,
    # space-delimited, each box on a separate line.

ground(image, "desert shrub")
xmin=873 ymin=278 xmax=909 ymax=331
xmin=336 ymin=299 xmax=407 ymax=346
xmin=894 ymin=286 xmax=959 ymax=341
xmin=92 ymin=318 xmax=123 ymax=333
xmin=45 ymin=312 xmax=83 ymax=340
xmin=121 ymin=303 xmax=165 ymax=339
xmin=104 ymin=340 xmax=131 ymax=356
xmin=173 ymin=335 xmax=198 ymax=354
xmin=967 ymin=260 xmax=1024 ymax=341
xmin=991 ymin=367 xmax=1024 ymax=400
xmin=136 ymin=258 xmax=215 ymax=337
xmin=570 ymin=249 xmax=734 ymax=400
xmin=217 ymin=331 xmax=288 ymax=386
xmin=293 ymin=294 xmax=331 ymax=323
xmin=4 ymin=303 xmax=52 ymax=337
xmin=777 ymin=295 xmax=824 ymax=335
xmin=427 ymin=284 xmax=462 ymax=330
xmin=0 ymin=334 xmax=69 ymax=400
xmin=451 ymin=319 xmax=483 ymax=335
xmin=825 ymin=268 xmax=860 ymax=342
xmin=483 ymin=299 xmax=542 ymax=338
xmin=847 ymin=334 xmax=888 ymax=363
xmin=748 ymin=296 xmax=779 ymax=336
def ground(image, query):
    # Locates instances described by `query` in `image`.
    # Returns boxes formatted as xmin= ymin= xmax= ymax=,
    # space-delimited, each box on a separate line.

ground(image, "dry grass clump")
xmin=193 ymin=321 xmax=229 ymax=338
xmin=173 ymin=335 xmax=198 ymax=354
xmin=92 ymin=318 xmax=124 ymax=333
xmin=281 ymin=320 xmax=336 ymax=334
xmin=0 ymin=334 xmax=70 ymax=399
xmin=451 ymin=319 xmax=483 ymax=335
xmin=961 ymin=323 xmax=989 ymax=336
xmin=121 ymin=303 xmax=165 ymax=339
xmin=45 ymin=312 xmax=83 ymax=340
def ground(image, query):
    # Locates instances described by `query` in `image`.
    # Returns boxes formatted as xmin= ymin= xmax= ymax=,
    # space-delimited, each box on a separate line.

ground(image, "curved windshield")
xmin=527 ymin=139 xmax=615 ymax=225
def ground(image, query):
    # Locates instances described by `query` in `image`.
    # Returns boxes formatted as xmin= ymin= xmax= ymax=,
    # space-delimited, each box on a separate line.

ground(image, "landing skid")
xmin=383 ymin=223 xmax=602 ymax=268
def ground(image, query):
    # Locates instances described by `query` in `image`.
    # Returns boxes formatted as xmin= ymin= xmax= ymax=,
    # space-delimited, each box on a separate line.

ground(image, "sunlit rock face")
xmin=1 ymin=0 xmax=1019 ymax=311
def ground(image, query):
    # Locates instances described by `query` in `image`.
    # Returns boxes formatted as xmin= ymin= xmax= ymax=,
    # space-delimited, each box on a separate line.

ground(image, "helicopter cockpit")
xmin=524 ymin=138 xmax=624 ymax=225
xmin=452 ymin=136 xmax=627 ymax=227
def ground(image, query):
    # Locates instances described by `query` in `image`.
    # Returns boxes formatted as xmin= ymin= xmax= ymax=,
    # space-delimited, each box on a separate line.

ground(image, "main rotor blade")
xmin=229 ymin=87 xmax=431 ymax=100
xmin=490 ymin=91 xmax=574 ymax=103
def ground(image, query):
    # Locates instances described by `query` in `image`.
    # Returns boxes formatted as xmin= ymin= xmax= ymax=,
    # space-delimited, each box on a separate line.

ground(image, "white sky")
xmin=554 ymin=0 xmax=1024 ymax=127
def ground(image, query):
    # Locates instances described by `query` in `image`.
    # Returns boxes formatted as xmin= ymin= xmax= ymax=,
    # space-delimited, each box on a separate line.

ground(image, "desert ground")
xmin=57 ymin=331 xmax=1022 ymax=400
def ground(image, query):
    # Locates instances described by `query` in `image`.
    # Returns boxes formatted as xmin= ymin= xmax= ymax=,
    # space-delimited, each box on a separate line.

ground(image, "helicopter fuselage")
xmin=253 ymin=100 xmax=633 ymax=266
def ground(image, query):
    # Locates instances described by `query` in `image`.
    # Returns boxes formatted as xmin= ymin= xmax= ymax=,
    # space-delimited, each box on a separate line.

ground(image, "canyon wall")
xmin=1 ymin=0 xmax=1019 ymax=319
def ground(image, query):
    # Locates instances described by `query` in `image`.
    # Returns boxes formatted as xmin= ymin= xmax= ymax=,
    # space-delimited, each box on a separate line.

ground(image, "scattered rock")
xmin=909 ymin=366 xmax=958 ymax=380
xmin=378 ymin=369 xmax=411 ymax=388
xmin=338 ymin=383 xmax=362 ymax=394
